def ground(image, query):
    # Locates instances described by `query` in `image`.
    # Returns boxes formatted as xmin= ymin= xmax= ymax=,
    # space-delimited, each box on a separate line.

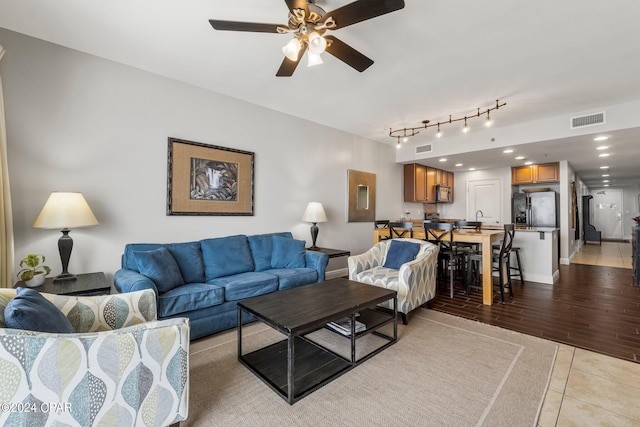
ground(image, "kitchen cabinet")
xmin=404 ymin=163 xmax=427 ymax=202
xmin=511 ymin=162 xmax=559 ymax=184
xmin=404 ymin=163 xmax=453 ymax=203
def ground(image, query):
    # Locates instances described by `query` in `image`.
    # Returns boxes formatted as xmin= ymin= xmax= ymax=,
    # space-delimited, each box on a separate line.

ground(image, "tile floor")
xmin=539 ymin=344 xmax=640 ymax=426
xmin=572 ymin=241 xmax=632 ymax=269
xmin=539 ymin=241 xmax=639 ymax=426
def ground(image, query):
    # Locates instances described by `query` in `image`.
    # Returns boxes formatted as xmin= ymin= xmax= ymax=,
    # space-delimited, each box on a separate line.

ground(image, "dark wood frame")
xmin=166 ymin=137 xmax=254 ymax=216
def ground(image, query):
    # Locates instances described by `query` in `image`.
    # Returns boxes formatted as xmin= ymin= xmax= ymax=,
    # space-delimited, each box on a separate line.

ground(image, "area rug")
xmin=185 ymin=309 xmax=557 ymax=427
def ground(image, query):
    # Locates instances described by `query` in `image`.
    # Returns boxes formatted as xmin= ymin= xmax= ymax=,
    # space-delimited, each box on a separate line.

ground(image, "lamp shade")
xmin=301 ymin=202 xmax=328 ymax=223
xmin=33 ymin=192 xmax=99 ymax=229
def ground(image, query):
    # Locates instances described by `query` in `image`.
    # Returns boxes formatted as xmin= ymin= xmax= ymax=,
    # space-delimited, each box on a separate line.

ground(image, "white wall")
xmin=0 ymin=28 xmax=403 ymax=284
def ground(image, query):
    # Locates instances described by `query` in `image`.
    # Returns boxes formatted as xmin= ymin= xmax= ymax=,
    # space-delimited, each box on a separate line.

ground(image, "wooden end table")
xmin=15 ymin=272 xmax=111 ymax=296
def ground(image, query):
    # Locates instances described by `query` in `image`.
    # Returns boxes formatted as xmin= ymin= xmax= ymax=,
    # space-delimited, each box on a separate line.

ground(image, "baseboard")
xmin=326 ymin=268 xmax=348 ymax=280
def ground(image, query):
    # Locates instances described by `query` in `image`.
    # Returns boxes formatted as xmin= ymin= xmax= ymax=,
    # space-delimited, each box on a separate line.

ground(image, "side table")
xmin=308 ymin=247 xmax=351 ymax=280
xmin=15 ymin=272 xmax=111 ymax=296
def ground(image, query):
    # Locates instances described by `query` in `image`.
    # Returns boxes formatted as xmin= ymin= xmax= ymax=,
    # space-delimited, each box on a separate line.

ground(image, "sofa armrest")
xmin=0 ymin=317 xmax=190 ymax=427
xmin=305 ymin=250 xmax=329 ymax=282
xmin=348 ymin=242 xmax=386 ymax=279
xmin=114 ymin=268 xmax=158 ymax=294
xmin=398 ymin=242 xmax=439 ymax=300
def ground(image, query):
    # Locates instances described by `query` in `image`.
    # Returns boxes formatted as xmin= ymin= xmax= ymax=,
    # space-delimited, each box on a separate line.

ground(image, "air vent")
xmin=415 ymin=144 xmax=432 ymax=154
xmin=570 ymin=112 xmax=605 ymax=129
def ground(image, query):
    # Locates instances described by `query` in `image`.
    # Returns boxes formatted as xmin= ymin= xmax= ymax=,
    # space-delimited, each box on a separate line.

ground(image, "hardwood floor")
xmin=430 ymin=262 xmax=640 ymax=363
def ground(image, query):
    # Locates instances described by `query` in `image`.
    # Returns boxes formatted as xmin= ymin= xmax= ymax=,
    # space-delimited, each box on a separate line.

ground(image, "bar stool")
xmin=492 ymin=243 xmax=524 ymax=284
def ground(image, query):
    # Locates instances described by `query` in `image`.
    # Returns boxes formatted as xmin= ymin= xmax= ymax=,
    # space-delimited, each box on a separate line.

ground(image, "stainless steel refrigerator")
xmin=512 ymin=191 xmax=557 ymax=227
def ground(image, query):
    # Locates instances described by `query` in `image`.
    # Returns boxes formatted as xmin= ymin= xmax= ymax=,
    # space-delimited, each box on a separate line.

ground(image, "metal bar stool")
xmin=492 ymin=243 xmax=524 ymax=284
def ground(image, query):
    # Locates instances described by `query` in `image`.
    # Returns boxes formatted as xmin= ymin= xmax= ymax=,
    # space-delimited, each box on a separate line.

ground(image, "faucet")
xmin=475 ymin=210 xmax=484 ymax=222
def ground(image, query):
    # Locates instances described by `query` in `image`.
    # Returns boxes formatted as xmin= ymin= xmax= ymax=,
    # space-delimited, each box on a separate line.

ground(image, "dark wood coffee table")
xmin=237 ymin=278 xmax=397 ymax=404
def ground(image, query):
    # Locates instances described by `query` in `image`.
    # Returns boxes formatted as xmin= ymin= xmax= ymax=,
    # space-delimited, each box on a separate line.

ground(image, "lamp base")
xmin=53 ymin=272 xmax=77 ymax=283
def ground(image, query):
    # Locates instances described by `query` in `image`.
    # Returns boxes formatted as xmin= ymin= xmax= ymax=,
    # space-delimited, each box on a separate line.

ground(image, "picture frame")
xmin=347 ymin=169 xmax=376 ymax=222
xmin=167 ymin=137 xmax=254 ymax=216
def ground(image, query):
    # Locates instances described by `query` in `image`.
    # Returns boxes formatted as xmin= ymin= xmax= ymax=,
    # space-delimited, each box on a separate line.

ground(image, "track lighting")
xmin=389 ymin=100 xmax=506 ymax=144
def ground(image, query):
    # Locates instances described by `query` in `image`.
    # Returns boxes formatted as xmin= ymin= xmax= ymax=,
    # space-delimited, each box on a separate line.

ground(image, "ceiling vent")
xmin=570 ymin=112 xmax=605 ymax=129
xmin=415 ymin=144 xmax=432 ymax=154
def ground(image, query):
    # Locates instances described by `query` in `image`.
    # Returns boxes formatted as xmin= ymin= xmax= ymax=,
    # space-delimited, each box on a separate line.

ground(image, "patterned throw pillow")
xmin=383 ymin=240 xmax=421 ymax=270
xmin=4 ymin=287 xmax=75 ymax=333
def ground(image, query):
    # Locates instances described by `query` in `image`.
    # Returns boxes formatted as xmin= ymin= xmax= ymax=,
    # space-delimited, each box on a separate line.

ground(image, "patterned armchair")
xmin=348 ymin=238 xmax=439 ymax=324
xmin=0 ymin=289 xmax=189 ymax=427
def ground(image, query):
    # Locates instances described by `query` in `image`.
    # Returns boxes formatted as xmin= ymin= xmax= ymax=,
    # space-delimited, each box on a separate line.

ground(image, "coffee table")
xmin=237 ymin=278 xmax=397 ymax=404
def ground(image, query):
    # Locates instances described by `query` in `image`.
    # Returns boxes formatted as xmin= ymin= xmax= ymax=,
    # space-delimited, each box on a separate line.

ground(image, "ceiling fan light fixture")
xmin=307 ymin=32 xmax=327 ymax=55
xmin=307 ymin=51 xmax=324 ymax=67
xmin=282 ymin=38 xmax=302 ymax=62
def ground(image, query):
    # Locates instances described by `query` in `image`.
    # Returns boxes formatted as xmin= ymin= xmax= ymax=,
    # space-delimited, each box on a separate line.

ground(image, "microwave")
xmin=435 ymin=185 xmax=452 ymax=203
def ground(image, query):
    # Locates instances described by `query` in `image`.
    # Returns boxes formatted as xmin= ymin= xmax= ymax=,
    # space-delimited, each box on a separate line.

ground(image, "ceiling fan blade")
xmin=209 ymin=20 xmax=283 ymax=33
xmin=324 ymin=0 xmax=405 ymax=29
xmin=324 ymin=36 xmax=374 ymax=72
xmin=284 ymin=0 xmax=309 ymax=16
xmin=276 ymin=45 xmax=307 ymax=77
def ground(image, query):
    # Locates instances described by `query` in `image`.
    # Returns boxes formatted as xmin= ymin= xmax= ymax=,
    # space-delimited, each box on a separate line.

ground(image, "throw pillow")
xmin=133 ymin=247 xmax=185 ymax=293
xmin=271 ymin=236 xmax=306 ymax=269
xmin=4 ymin=287 xmax=75 ymax=333
xmin=383 ymin=240 xmax=421 ymax=270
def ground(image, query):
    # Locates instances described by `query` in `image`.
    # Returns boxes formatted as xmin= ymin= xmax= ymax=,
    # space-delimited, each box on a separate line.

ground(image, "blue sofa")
xmin=114 ymin=232 xmax=328 ymax=339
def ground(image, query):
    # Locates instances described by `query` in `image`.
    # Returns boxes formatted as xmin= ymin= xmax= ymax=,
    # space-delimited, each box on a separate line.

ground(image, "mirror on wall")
xmin=348 ymin=169 xmax=376 ymax=222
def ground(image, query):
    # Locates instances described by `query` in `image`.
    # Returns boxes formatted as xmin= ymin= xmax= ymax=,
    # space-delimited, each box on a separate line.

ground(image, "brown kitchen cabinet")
xmin=511 ymin=162 xmax=559 ymax=184
xmin=404 ymin=163 xmax=452 ymax=203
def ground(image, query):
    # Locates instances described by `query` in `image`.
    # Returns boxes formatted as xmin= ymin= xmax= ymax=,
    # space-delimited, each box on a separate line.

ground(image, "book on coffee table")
xmin=327 ymin=316 xmax=366 ymax=336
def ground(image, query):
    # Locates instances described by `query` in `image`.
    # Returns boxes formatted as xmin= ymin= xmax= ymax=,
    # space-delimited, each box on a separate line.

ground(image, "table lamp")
xmin=33 ymin=192 xmax=99 ymax=282
xmin=301 ymin=202 xmax=328 ymax=250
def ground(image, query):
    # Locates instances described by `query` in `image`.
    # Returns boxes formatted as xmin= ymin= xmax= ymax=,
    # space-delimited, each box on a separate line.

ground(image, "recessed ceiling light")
xmin=598 ymin=153 xmax=610 ymax=157
xmin=596 ymin=145 xmax=609 ymax=150
xmin=455 ymin=163 xmax=463 ymax=167
xmin=602 ymin=174 xmax=610 ymax=177
xmin=503 ymin=149 xmax=514 ymax=154
xmin=600 ymin=166 xmax=609 ymax=169
xmin=594 ymin=136 xmax=609 ymax=141
xmin=603 ymin=179 xmax=610 ymax=183
xmin=604 ymin=184 xmax=610 ymax=187
xmin=439 ymin=158 xmax=447 ymax=162
xmin=469 ymin=167 xmax=476 ymax=171
xmin=515 ymin=156 xmax=525 ymax=160
xmin=524 ymin=161 xmax=534 ymax=165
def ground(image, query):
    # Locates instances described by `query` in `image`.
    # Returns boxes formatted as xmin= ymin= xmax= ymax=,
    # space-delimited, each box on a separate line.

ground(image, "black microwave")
xmin=435 ymin=185 xmax=452 ymax=203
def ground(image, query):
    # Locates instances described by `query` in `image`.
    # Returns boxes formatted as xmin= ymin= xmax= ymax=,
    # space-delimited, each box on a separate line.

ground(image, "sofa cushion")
xmin=265 ymin=268 xmax=318 ymax=291
xmin=133 ymin=247 xmax=185 ymax=293
xmin=157 ymin=283 xmax=225 ymax=317
xmin=4 ymin=287 xmax=75 ymax=333
xmin=209 ymin=272 xmax=278 ymax=301
xmin=271 ymin=236 xmax=306 ymax=268
xmin=201 ymin=235 xmax=255 ymax=280
xmin=248 ymin=232 xmax=293 ymax=271
xmin=383 ymin=240 xmax=421 ymax=270
xmin=123 ymin=242 xmax=205 ymax=284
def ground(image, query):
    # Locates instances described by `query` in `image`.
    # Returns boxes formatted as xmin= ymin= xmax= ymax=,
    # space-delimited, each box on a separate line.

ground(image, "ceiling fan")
xmin=209 ymin=0 xmax=406 ymax=76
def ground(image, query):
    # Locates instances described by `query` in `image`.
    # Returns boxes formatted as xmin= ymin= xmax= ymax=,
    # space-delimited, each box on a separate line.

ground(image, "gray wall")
xmin=0 ymin=28 xmax=403 ymax=284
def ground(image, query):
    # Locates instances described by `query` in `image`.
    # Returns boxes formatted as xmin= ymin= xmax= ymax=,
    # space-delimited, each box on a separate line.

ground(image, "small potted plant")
xmin=17 ymin=254 xmax=51 ymax=288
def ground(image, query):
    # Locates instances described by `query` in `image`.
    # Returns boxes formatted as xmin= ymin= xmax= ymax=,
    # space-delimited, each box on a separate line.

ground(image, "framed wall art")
xmin=347 ymin=169 xmax=376 ymax=222
xmin=167 ymin=137 xmax=254 ymax=215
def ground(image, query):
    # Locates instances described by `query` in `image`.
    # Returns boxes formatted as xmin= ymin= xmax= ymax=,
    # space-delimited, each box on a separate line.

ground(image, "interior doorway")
xmin=592 ymin=189 xmax=623 ymax=240
xmin=466 ymin=179 xmax=502 ymax=225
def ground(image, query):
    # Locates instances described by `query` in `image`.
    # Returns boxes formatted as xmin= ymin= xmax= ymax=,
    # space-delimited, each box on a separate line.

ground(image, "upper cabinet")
xmin=404 ymin=163 xmax=453 ymax=203
xmin=512 ymin=162 xmax=559 ymax=185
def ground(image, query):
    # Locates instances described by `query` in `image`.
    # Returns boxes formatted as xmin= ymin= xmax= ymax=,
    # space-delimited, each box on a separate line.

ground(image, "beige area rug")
xmin=185 ymin=309 xmax=557 ymax=427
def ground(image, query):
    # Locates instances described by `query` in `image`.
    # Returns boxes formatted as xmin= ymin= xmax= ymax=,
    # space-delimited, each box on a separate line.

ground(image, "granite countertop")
xmin=481 ymin=225 xmax=559 ymax=232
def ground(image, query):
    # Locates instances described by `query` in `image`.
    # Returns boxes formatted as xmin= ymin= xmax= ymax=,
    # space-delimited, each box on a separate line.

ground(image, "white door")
xmin=467 ymin=179 xmax=502 ymax=225
xmin=592 ymin=189 xmax=623 ymax=240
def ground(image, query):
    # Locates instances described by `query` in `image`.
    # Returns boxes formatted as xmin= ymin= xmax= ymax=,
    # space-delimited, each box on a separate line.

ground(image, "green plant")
xmin=17 ymin=254 xmax=51 ymax=281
